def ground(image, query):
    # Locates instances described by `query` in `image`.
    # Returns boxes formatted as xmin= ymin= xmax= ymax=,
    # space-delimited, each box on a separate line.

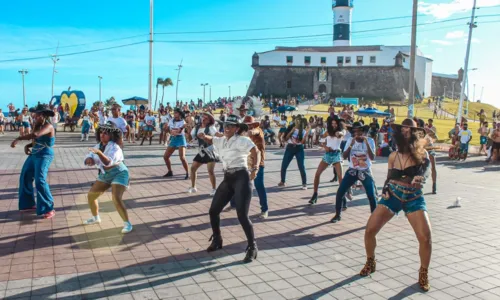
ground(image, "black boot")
xmin=163 ymin=171 xmax=173 ymax=177
xmin=330 ymin=174 xmax=338 ymax=183
xmin=432 ymin=183 xmax=437 ymax=194
xmin=331 ymin=214 xmax=341 ymax=223
xmin=185 ymin=173 xmax=189 ymax=180
xmin=149 ymin=137 xmax=152 ymax=145
xmin=243 ymin=243 xmax=258 ymax=263
xmin=207 ymin=235 xmax=223 ymax=252
xmin=308 ymin=192 xmax=318 ymax=205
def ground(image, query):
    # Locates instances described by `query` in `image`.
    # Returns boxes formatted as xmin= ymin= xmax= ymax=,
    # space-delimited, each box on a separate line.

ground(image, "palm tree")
xmin=161 ymin=77 xmax=174 ymax=106
xmin=154 ymin=77 xmax=163 ymax=111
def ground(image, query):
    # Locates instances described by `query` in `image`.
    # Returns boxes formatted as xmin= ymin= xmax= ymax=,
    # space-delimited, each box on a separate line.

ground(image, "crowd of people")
xmin=6 ymin=95 xmax=500 ymax=294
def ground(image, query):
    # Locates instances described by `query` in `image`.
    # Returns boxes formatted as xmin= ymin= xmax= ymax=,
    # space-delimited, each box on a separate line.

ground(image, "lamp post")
xmin=229 ymin=86 xmax=231 ymax=99
xmin=408 ymin=0 xmax=418 ymax=118
xmin=18 ymin=69 xmax=28 ymax=107
xmin=201 ymin=83 xmax=208 ymax=103
xmin=175 ymin=59 xmax=183 ymax=103
xmin=209 ymin=85 xmax=212 ymax=102
xmin=98 ymin=76 xmax=103 ymax=102
xmin=50 ymin=54 xmax=59 ymax=97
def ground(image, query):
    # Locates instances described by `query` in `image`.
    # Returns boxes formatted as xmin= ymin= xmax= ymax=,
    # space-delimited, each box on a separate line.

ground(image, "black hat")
xmin=223 ymin=114 xmax=248 ymax=131
xmin=173 ymin=108 xmax=185 ymax=119
xmin=390 ymin=118 xmax=426 ymax=135
xmin=99 ymin=121 xmax=121 ymax=132
xmin=31 ymin=104 xmax=55 ymax=117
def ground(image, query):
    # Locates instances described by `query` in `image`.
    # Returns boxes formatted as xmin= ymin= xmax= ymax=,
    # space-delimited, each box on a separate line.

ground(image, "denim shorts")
xmin=22 ymin=121 xmax=30 ymax=128
xmin=460 ymin=143 xmax=469 ymax=152
xmin=97 ymin=163 xmax=130 ymax=187
xmin=322 ymin=151 xmax=341 ymax=165
xmin=378 ymin=182 xmax=426 ymax=215
xmin=169 ymin=135 xmax=187 ymax=148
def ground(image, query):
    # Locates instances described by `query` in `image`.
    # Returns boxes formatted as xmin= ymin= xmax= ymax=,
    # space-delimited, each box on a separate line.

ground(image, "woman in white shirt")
xmin=19 ymin=108 xmax=32 ymax=137
xmin=83 ymin=122 xmax=133 ymax=234
xmin=141 ymin=110 xmax=156 ymax=145
xmin=80 ymin=109 xmax=91 ymax=141
xmin=159 ymin=110 xmax=171 ymax=145
xmin=197 ymin=115 xmax=259 ymax=263
xmin=278 ymin=116 xmax=308 ymax=190
xmin=309 ymin=117 xmax=346 ymax=205
xmin=163 ymin=108 xmax=189 ymax=179
xmin=188 ymin=112 xmax=218 ymax=196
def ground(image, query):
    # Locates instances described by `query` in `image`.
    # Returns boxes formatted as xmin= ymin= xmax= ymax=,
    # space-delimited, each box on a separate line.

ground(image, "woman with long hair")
xmin=83 ymin=122 xmax=133 ymax=234
xmin=307 ymin=116 xmax=316 ymax=148
xmin=197 ymin=115 xmax=259 ymax=263
xmin=360 ymin=118 xmax=432 ymax=292
xmin=11 ymin=104 xmax=56 ymax=219
xmin=80 ymin=109 xmax=91 ymax=141
xmin=163 ymin=108 xmax=190 ymax=179
xmin=188 ymin=112 xmax=218 ymax=196
xmin=141 ymin=110 xmax=156 ymax=145
xmin=19 ymin=107 xmax=32 ymax=137
xmin=159 ymin=109 xmax=170 ymax=145
xmin=309 ymin=116 xmax=346 ymax=205
xmin=277 ymin=115 xmax=288 ymax=148
xmin=278 ymin=115 xmax=308 ymax=190
xmin=126 ymin=110 xmax=136 ymax=143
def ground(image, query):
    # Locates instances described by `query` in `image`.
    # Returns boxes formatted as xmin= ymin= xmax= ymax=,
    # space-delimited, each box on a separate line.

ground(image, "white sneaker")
xmin=187 ymin=187 xmax=198 ymax=194
xmin=302 ymin=185 xmax=308 ymax=190
xmin=121 ymin=222 xmax=133 ymax=234
xmin=83 ymin=216 xmax=101 ymax=225
xmin=209 ymin=189 xmax=217 ymax=196
xmin=260 ymin=211 xmax=268 ymax=219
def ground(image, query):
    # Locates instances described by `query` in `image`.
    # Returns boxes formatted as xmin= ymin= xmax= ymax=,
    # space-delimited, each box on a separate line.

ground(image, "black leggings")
xmin=209 ymin=169 xmax=255 ymax=245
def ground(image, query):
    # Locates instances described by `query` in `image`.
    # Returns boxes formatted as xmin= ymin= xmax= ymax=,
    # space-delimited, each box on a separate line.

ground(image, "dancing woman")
xmin=83 ymin=122 xmax=133 ymax=234
xmin=331 ymin=122 xmax=377 ymax=223
xmin=19 ymin=108 xmax=32 ymax=137
xmin=197 ymin=115 xmax=259 ymax=263
xmin=188 ymin=112 xmax=218 ymax=196
xmin=277 ymin=115 xmax=288 ymax=148
xmin=11 ymin=104 xmax=56 ymax=219
xmin=126 ymin=110 xmax=136 ymax=143
xmin=159 ymin=109 xmax=170 ymax=145
xmin=80 ymin=109 xmax=91 ymax=141
xmin=163 ymin=108 xmax=190 ymax=179
xmin=278 ymin=116 xmax=308 ymax=190
xmin=309 ymin=116 xmax=346 ymax=205
xmin=421 ymin=119 xmax=438 ymax=194
xmin=360 ymin=118 xmax=432 ymax=292
xmin=141 ymin=110 xmax=156 ymax=145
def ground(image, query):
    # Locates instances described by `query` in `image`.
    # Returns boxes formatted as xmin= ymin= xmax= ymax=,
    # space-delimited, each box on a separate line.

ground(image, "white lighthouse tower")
xmin=332 ymin=0 xmax=354 ymax=46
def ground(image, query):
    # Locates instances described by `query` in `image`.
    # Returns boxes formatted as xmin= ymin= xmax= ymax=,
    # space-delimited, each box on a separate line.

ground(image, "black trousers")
xmin=209 ymin=169 xmax=255 ymax=246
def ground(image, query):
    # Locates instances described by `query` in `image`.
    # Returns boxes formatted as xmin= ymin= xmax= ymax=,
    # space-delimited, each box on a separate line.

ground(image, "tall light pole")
xmin=209 ymin=85 xmax=212 ymax=102
xmin=479 ymin=86 xmax=484 ymax=103
xmin=451 ymin=84 xmax=455 ymax=101
xmin=98 ymin=76 xmax=103 ymax=102
xmin=175 ymin=59 xmax=183 ymax=102
xmin=229 ymin=86 xmax=231 ymax=99
xmin=408 ymin=0 xmax=418 ymax=118
xmin=148 ymin=0 xmax=154 ymax=109
xmin=18 ymin=69 xmax=28 ymax=107
xmin=201 ymin=83 xmax=208 ymax=103
xmin=444 ymin=86 xmax=447 ymax=98
xmin=457 ymin=0 xmax=477 ymax=123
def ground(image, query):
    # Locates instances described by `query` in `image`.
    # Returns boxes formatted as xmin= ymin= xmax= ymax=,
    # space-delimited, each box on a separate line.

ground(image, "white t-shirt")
xmin=212 ymin=135 xmax=255 ymax=170
xmin=287 ymin=129 xmax=307 ymax=145
xmin=458 ymin=129 xmax=472 ymax=144
xmin=145 ymin=115 xmax=155 ymax=126
xmin=160 ymin=115 xmax=170 ymax=124
xmin=85 ymin=141 xmax=124 ymax=173
xmin=343 ymin=137 xmax=376 ymax=170
xmin=191 ymin=126 xmax=217 ymax=140
xmin=169 ymin=119 xmax=185 ymax=136
xmin=107 ymin=117 xmax=128 ymax=133
xmin=279 ymin=120 xmax=287 ymax=128
xmin=98 ymin=111 xmax=107 ymax=125
xmin=322 ymin=130 xmax=346 ymax=150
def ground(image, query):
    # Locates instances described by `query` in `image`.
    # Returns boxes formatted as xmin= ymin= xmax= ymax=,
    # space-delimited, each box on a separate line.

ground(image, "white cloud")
xmin=446 ymin=30 xmax=465 ymax=39
xmin=436 ymin=48 xmax=443 ymax=53
xmin=418 ymin=0 xmax=500 ymax=19
xmin=431 ymin=40 xmax=453 ymax=46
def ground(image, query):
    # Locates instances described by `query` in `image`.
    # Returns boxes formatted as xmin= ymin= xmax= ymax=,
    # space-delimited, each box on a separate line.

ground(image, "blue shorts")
xmin=322 ymin=151 xmax=341 ymax=165
xmin=460 ymin=143 xmax=469 ymax=153
xmin=22 ymin=121 xmax=30 ymax=128
xmin=378 ymin=182 xmax=426 ymax=215
xmin=279 ymin=128 xmax=287 ymax=133
xmin=169 ymin=135 xmax=187 ymax=148
xmin=143 ymin=125 xmax=155 ymax=132
xmin=480 ymin=136 xmax=488 ymax=145
xmin=97 ymin=163 xmax=130 ymax=187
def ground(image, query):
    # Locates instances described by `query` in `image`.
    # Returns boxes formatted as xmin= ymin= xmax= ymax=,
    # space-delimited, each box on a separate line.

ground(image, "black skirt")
xmin=193 ymin=153 xmax=217 ymax=164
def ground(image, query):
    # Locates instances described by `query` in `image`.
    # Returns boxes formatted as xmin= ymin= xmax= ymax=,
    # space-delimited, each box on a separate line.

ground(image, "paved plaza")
xmin=0 ymin=131 xmax=500 ymax=300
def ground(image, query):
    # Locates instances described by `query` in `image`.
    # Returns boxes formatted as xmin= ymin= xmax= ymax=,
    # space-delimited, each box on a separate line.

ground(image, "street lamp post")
xmin=229 ymin=86 xmax=231 ymax=99
xmin=408 ymin=0 xmax=418 ymax=118
xmin=201 ymin=83 xmax=208 ymax=103
xmin=18 ymin=69 xmax=28 ymax=107
xmin=98 ymin=76 xmax=103 ymax=102
xmin=175 ymin=59 xmax=183 ymax=103
xmin=209 ymin=86 xmax=212 ymax=102
xmin=148 ymin=0 xmax=154 ymax=109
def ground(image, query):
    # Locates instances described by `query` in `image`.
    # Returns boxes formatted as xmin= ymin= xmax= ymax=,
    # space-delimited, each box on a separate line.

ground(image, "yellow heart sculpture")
xmin=60 ymin=92 xmax=79 ymax=118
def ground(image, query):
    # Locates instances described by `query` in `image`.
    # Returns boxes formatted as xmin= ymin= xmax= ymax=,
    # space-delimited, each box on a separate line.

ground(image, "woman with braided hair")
xmin=360 ymin=118 xmax=432 ymax=292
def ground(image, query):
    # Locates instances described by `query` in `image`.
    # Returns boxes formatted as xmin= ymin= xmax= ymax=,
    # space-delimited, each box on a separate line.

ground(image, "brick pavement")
xmin=0 ymin=131 xmax=499 ymax=300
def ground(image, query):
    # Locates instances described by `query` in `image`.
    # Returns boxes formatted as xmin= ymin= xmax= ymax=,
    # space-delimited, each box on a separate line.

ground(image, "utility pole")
xmin=98 ymin=76 xmax=103 ymax=102
xmin=175 ymin=59 xmax=183 ymax=102
xmin=201 ymin=83 xmax=208 ymax=103
xmin=480 ymin=86 xmax=484 ymax=102
xmin=408 ymin=0 xmax=418 ymax=118
xmin=50 ymin=42 xmax=60 ymax=97
xmin=457 ymin=0 xmax=477 ymax=123
xmin=229 ymin=86 xmax=231 ymax=99
xmin=209 ymin=85 xmax=212 ymax=102
xmin=472 ymin=84 xmax=476 ymax=103
xmin=148 ymin=0 xmax=154 ymax=109
xmin=18 ymin=69 xmax=28 ymax=107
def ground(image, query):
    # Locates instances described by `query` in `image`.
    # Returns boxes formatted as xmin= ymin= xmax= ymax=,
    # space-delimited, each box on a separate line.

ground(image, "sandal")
xmin=360 ymin=257 xmax=376 ymax=276
xmin=419 ymin=267 xmax=430 ymax=292
xmin=43 ymin=210 xmax=56 ymax=219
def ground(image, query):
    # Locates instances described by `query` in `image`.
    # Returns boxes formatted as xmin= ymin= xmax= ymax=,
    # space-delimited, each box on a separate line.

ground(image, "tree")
xmin=104 ymin=96 xmax=116 ymax=108
xmin=154 ymin=77 xmax=163 ymax=111
xmin=161 ymin=78 xmax=174 ymax=106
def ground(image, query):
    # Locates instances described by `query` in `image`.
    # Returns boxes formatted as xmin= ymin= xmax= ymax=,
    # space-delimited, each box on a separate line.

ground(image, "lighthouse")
xmin=332 ymin=0 xmax=354 ymax=46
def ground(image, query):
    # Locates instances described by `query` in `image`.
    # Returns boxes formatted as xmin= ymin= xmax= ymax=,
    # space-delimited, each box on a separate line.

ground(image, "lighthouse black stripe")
xmin=333 ymin=0 xmax=352 ymax=7
xmin=334 ymin=24 xmax=350 ymax=41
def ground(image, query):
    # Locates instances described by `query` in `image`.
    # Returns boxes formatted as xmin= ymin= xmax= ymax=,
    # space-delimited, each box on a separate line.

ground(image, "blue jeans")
xmin=335 ymin=169 xmax=377 ymax=215
xmin=280 ymin=144 xmax=306 ymax=185
xmin=19 ymin=155 xmax=55 ymax=215
xmin=230 ymin=166 xmax=268 ymax=212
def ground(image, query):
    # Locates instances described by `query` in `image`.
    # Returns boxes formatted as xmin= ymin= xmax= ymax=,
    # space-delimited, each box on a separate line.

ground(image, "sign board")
xmin=335 ymin=97 xmax=358 ymax=105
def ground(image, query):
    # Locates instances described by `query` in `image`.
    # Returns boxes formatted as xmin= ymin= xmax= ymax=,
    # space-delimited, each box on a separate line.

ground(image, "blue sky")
xmin=1 ymin=0 xmax=499 ymax=109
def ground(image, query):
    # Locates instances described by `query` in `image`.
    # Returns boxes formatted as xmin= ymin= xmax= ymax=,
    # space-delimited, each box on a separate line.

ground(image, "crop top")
xmin=386 ymin=152 xmax=430 ymax=184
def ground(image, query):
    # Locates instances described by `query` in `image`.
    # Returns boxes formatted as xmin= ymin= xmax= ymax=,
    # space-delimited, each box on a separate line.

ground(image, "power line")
xmin=0 ymin=41 xmax=146 ymax=63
